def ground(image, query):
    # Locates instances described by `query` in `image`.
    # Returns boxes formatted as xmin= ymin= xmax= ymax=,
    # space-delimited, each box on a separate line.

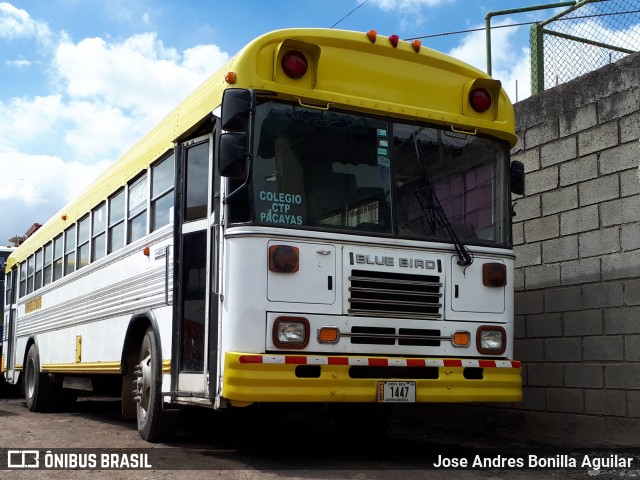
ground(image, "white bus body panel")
xmin=6 ymin=228 xmax=173 ymax=382
xmin=218 ymin=230 xmax=515 ymax=386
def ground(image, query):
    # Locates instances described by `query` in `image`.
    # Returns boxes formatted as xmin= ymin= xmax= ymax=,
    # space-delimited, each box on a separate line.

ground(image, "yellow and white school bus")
xmin=3 ymin=28 xmax=523 ymax=441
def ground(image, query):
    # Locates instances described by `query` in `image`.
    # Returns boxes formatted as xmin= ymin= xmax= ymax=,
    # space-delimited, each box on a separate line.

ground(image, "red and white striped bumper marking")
xmin=238 ymin=355 xmax=521 ymax=369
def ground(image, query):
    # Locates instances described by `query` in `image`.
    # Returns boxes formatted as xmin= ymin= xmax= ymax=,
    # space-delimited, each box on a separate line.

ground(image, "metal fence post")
xmin=530 ymin=23 xmax=545 ymax=95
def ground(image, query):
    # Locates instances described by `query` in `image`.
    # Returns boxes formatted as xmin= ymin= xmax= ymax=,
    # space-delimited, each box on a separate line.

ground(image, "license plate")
xmin=377 ymin=381 xmax=416 ymax=403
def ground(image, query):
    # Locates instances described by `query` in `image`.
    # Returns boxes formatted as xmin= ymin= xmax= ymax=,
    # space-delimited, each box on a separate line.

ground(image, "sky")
xmin=0 ymin=0 xmax=622 ymax=244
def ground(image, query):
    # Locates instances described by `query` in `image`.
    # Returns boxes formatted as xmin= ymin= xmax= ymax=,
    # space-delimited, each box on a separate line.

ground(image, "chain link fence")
xmin=530 ymin=0 xmax=640 ymax=94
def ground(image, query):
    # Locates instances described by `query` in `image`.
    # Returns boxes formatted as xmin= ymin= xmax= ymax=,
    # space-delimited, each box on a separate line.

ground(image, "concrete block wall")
xmin=400 ymin=52 xmax=640 ymax=447
xmin=510 ymin=51 xmax=640 ymax=445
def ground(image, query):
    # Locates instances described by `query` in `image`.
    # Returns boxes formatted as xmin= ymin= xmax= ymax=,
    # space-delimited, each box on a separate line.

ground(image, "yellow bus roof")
xmin=7 ymin=28 xmax=515 ymax=270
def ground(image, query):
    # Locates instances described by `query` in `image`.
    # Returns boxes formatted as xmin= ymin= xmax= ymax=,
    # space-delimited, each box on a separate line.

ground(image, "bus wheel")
xmin=121 ymin=346 xmax=138 ymax=421
xmin=24 ymin=344 xmax=53 ymax=412
xmin=134 ymin=326 xmax=175 ymax=442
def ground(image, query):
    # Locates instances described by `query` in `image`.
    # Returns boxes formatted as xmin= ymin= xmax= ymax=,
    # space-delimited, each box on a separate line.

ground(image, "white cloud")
xmin=0 ymin=148 xmax=111 ymax=240
xmin=0 ymin=150 xmax=110 ymax=206
xmin=447 ymin=18 xmax=531 ymax=103
xmin=53 ymin=32 xmax=229 ymax=123
xmin=182 ymin=44 xmax=229 ymax=77
xmin=0 ymin=2 xmax=51 ymax=44
xmin=0 ymin=6 xmax=230 ymax=242
xmin=62 ymin=100 xmax=140 ymax=161
xmin=0 ymin=95 xmax=64 ymax=147
xmin=6 ymin=58 xmax=30 ymax=67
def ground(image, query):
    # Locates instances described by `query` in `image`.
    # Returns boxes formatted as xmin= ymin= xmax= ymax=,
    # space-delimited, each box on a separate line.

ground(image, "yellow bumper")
xmin=222 ymin=352 xmax=522 ymax=404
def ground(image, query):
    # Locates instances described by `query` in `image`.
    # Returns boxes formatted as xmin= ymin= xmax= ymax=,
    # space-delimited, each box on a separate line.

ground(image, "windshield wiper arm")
xmin=411 ymin=131 xmax=472 ymax=267
xmin=429 ymin=189 xmax=473 ymax=267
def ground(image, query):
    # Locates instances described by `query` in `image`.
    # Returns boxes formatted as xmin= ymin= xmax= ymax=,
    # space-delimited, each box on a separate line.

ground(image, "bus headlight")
xmin=273 ymin=317 xmax=310 ymax=349
xmin=477 ymin=326 xmax=506 ymax=355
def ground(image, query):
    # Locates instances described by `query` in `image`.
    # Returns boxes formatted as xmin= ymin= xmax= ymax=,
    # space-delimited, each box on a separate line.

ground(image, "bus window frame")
xmin=151 ymin=154 xmax=175 ymax=232
xmin=127 ymin=173 xmax=149 ymax=244
xmin=64 ymin=224 xmax=76 ymax=276
xmin=91 ymin=202 xmax=107 ymax=261
xmin=77 ymin=214 xmax=90 ymax=270
xmin=34 ymin=248 xmax=43 ymax=292
xmin=108 ymin=188 xmax=126 ymax=254
xmin=43 ymin=241 xmax=53 ymax=287
xmin=26 ymin=254 xmax=35 ymax=295
xmin=53 ymin=234 xmax=63 ymax=281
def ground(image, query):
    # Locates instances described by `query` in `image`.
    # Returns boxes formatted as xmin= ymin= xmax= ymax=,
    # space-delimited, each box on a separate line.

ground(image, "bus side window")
xmin=53 ymin=234 xmax=63 ymax=281
xmin=26 ymin=254 xmax=35 ymax=294
xmin=184 ymin=142 xmax=209 ymax=222
xmin=108 ymin=189 xmax=125 ymax=253
xmin=151 ymin=154 xmax=175 ymax=231
xmin=43 ymin=242 xmax=53 ymax=286
xmin=92 ymin=203 xmax=106 ymax=261
xmin=19 ymin=261 xmax=26 ymax=298
xmin=128 ymin=174 xmax=148 ymax=243
xmin=64 ymin=225 xmax=76 ymax=276
xmin=34 ymin=249 xmax=43 ymax=291
xmin=77 ymin=215 xmax=90 ymax=269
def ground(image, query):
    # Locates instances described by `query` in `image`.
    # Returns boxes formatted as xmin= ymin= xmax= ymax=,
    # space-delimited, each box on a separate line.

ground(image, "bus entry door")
xmin=173 ymin=134 xmax=218 ymax=400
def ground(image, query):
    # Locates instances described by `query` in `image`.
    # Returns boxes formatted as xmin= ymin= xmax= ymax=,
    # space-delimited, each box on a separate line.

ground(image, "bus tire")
xmin=24 ymin=344 xmax=53 ymax=412
xmin=135 ymin=326 xmax=175 ymax=442
xmin=122 ymin=346 xmax=139 ymax=421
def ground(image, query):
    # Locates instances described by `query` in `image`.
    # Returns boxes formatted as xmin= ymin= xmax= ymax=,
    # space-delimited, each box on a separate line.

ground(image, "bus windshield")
xmin=251 ymin=101 xmax=511 ymax=247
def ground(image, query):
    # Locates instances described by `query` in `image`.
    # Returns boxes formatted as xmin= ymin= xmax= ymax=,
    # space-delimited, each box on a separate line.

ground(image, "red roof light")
xmin=469 ymin=87 xmax=492 ymax=113
xmin=281 ymin=50 xmax=308 ymax=79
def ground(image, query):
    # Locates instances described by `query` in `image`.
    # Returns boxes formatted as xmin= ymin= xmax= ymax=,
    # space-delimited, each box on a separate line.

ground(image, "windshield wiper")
xmin=428 ymin=188 xmax=473 ymax=267
xmin=411 ymin=131 xmax=473 ymax=267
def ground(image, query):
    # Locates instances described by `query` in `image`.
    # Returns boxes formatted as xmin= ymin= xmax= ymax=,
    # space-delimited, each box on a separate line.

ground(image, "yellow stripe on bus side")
xmin=41 ymin=362 xmax=121 ymax=374
xmin=37 ymin=359 xmax=172 ymax=375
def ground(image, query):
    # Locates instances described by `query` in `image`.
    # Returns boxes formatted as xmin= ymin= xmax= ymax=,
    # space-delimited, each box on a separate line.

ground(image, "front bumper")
xmin=222 ymin=352 xmax=522 ymax=404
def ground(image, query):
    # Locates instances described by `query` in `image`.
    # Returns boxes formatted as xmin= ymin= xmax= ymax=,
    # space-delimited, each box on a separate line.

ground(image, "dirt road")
xmin=0 ymin=393 xmax=635 ymax=479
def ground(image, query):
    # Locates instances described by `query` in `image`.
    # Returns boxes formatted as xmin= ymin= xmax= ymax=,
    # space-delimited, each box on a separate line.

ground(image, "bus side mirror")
xmin=219 ymin=132 xmax=248 ymax=178
xmin=219 ymin=88 xmax=254 ymax=177
xmin=510 ymin=160 xmax=525 ymax=195
xmin=221 ymin=88 xmax=254 ymax=132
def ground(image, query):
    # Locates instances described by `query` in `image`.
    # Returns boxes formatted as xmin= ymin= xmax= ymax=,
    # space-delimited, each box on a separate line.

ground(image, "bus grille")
xmin=349 ymin=326 xmax=442 ymax=346
xmin=348 ymin=269 xmax=443 ymax=319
